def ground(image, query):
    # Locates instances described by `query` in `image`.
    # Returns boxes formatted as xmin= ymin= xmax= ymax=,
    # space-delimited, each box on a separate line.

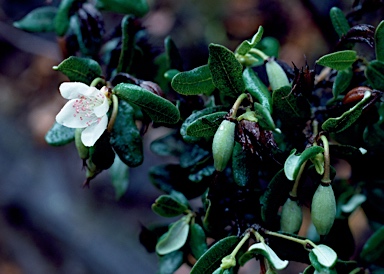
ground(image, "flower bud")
xmin=212 ymin=120 xmax=236 ymax=172
xmin=265 ymin=58 xmax=290 ymax=91
xmin=280 ymin=197 xmax=303 ymax=234
xmin=311 ymin=184 xmax=336 ymax=236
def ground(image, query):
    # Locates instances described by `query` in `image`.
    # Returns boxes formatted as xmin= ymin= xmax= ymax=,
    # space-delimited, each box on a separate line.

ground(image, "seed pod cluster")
xmin=311 ymin=184 xmax=336 ymax=236
xmin=280 ymin=196 xmax=303 ymax=234
xmin=212 ymin=119 xmax=236 ymax=172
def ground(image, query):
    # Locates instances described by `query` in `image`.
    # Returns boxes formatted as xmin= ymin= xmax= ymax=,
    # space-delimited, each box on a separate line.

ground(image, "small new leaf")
xmin=236 ymin=26 xmax=264 ymax=55
xmin=330 ymin=7 xmax=350 ymax=38
xmin=53 ymin=56 xmax=102 ymax=84
xmin=171 ymin=65 xmax=215 ymax=95
xmin=310 ymin=244 xmax=338 ymax=268
xmin=189 ymin=223 xmax=208 ymax=260
xmin=316 ymin=50 xmax=357 ymax=70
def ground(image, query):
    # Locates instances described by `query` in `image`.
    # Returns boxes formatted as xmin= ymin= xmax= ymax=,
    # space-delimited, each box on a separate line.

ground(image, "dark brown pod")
xmin=342 ymin=86 xmax=372 ymax=104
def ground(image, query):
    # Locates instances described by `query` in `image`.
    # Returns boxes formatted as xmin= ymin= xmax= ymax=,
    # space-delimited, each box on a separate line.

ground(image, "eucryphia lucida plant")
xmin=13 ymin=0 xmax=384 ymax=273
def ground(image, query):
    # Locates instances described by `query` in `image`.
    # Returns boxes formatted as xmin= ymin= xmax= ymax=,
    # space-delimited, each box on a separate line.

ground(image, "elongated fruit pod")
xmin=265 ymin=58 xmax=290 ymax=91
xmin=311 ymin=184 xmax=336 ymax=235
xmin=212 ymin=120 xmax=236 ymax=172
xmin=75 ymin=128 xmax=89 ymax=161
xmin=280 ymin=197 xmax=302 ymax=234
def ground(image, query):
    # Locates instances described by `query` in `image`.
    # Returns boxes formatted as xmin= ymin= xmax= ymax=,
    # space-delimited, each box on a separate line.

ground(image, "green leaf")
xmin=332 ymin=67 xmax=353 ymax=99
xmin=181 ymin=106 xmax=227 ymax=143
xmin=54 ymin=0 xmax=76 ymax=36
xmin=186 ymin=111 xmax=227 ymax=138
xmin=208 ymin=44 xmax=245 ymax=98
xmin=188 ymin=165 xmax=215 ymax=183
xmin=330 ymin=7 xmax=350 ymax=38
xmin=157 ymin=250 xmax=184 ymax=274
xmin=366 ymin=60 xmax=384 ymax=90
xmin=152 ymin=195 xmax=189 ymax=217
xmin=180 ymin=144 xmax=210 ymax=169
xmin=110 ymin=155 xmax=129 ymax=199
xmin=311 ymin=244 xmax=338 ymax=268
xmin=316 ymin=50 xmax=357 ymax=71
xmin=232 ymin=142 xmax=259 ymax=187
xmin=189 ymin=223 xmax=208 ymax=260
xmin=156 ymin=216 xmax=191 ymax=255
xmin=117 ymin=15 xmax=136 ymax=73
xmin=253 ymin=102 xmax=277 ymax=131
xmin=272 ymin=85 xmax=311 ymax=130
xmin=284 ymin=146 xmax=324 ymax=181
xmin=171 ymin=65 xmax=215 ymax=95
xmin=266 ymin=59 xmax=290 ymax=91
xmin=256 ymin=37 xmax=279 ymax=58
xmin=361 ymin=226 xmax=384 ymax=263
xmin=13 ymin=6 xmax=57 ymax=33
xmin=322 ymin=90 xmax=372 ymax=133
xmin=375 ymin=21 xmax=384 ymax=62
xmin=110 ymin=100 xmax=143 ymax=167
xmin=260 ymin=169 xmax=294 ymax=229
xmin=239 ymin=242 xmax=289 ymax=270
xmin=190 ymin=236 xmax=239 ymax=274
xmin=236 ymin=26 xmax=264 ymax=55
xmin=113 ymin=83 xmax=180 ymax=124
xmin=150 ymin=130 xmax=185 ymax=157
xmin=165 ymin=36 xmax=183 ymax=71
xmin=95 ymin=0 xmax=149 ymax=17
xmin=45 ymin=122 xmax=75 ymax=146
xmin=243 ymin=67 xmax=272 ymax=113
xmin=53 ymin=56 xmax=102 ymax=84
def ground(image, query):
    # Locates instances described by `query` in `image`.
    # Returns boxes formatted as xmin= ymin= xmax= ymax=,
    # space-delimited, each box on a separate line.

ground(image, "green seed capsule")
xmin=265 ymin=58 xmax=289 ymax=91
xmin=311 ymin=184 xmax=336 ymax=236
xmin=212 ymin=120 xmax=235 ymax=172
xmin=75 ymin=128 xmax=89 ymax=161
xmin=280 ymin=197 xmax=303 ymax=234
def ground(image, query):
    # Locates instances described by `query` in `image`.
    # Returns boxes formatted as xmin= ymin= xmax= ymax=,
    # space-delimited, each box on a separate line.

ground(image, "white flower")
xmin=56 ymin=82 xmax=111 ymax=147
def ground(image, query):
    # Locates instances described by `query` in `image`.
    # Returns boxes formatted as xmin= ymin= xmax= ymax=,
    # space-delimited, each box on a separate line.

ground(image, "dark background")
xmin=0 ymin=0 xmax=380 ymax=273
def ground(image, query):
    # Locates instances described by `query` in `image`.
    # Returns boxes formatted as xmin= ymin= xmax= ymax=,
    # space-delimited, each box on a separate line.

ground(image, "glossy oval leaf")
xmin=284 ymin=146 xmax=324 ymax=181
xmin=316 ymin=50 xmax=357 ymax=71
xmin=361 ymin=226 xmax=384 ymax=263
xmin=365 ymin=60 xmax=384 ymax=90
xmin=54 ymin=0 xmax=76 ymax=36
xmin=375 ymin=20 xmax=384 ymax=62
xmin=113 ymin=83 xmax=180 ymax=124
xmin=110 ymin=100 xmax=143 ymax=167
xmin=96 ymin=0 xmax=149 ymax=17
xmin=156 ymin=216 xmax=191 ymax=255
xmin=189 ymin=223 xmax=208 ymax=260
xmin=239 ymin=242 xmax=289 ymax=270
xmin=13 ymin=6 xmax=57 ymax=33
xmin=186 ymin=111 xmax=227 ymax=137
xmin=208 ymin=44 xmax=245 ymax=98
xmin=236 ymin=26 xmax=264 ymax=55
xmin=253 ymin=102 xmax=277 ymax=131
xmin=310 ymin=244 xmax=338 ymax=268
xmin=322 ymin=90 xmax=372 ymax=133
xmin=110 ymin=155 xmax=129 ymax=199
xmin=117 ymin=15 xmax=136 ymax=73
xmin=150 ymin=130 xmax=185 ymax=157
xmin=45 ymin=122 xmax=75 ymax=146
xmin=243 ymin=67 xmax=272 ymax=113
xmin=171 ymin=65 xmax=215 ymax=95
xmin=152 ymin=195 xmax=188 ymax=217
xmin=53 ymin=56 xmax=102 ymax=84
xmin=190 ymin=236 xmax=239 ymax=274
xmin=330 ymin=7 xmax=350 ymax=38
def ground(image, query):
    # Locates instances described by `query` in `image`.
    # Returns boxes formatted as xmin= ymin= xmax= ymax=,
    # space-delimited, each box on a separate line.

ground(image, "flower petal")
xmin=56 ymin=99 xmax=95 ymax=128
xmin=60 ymin=82 xmax=93 ymax=99
xmin=94 ymin=96 xmax=110 ymax=117
xmin=81 ymin=115 xmax=108 ymax=146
